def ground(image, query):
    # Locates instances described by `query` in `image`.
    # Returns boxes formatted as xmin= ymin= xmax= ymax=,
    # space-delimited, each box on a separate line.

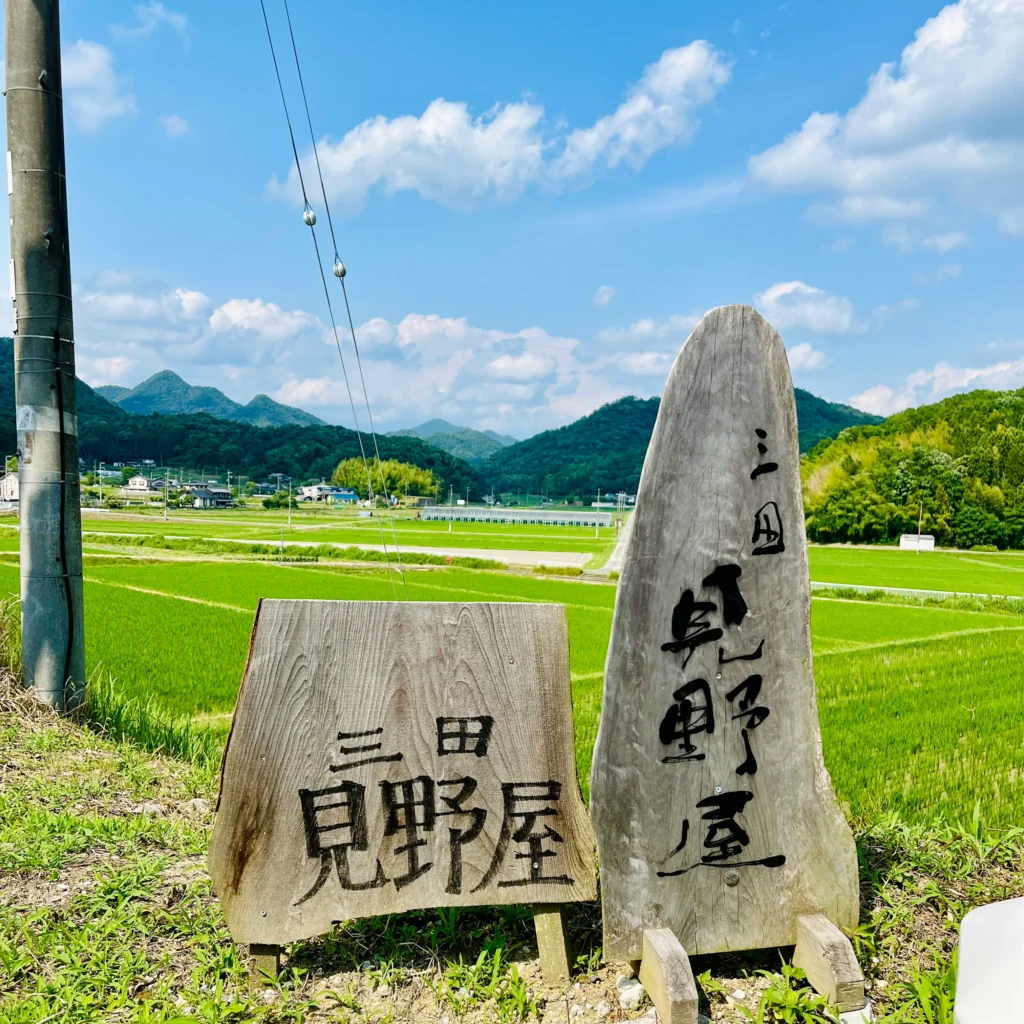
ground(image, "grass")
xmin=4 ymin=544 xmax=1023 ymax=1020
xmin=2 ymin=689 xmax=1013 ymax=1022
xmin=11 ymin=511 xmax=618 ymax=555
xmin=5 ymin=552 xmax=1024 ymax=823
xmin=809 ymin=545 xmax=1024 ymax=597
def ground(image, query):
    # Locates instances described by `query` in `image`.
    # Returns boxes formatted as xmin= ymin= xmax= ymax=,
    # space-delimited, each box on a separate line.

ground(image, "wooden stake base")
xmin=533 ymin=904 xmax=572 ymax=986
xmin=250 ymin=943 xmax=281 ymax=983
xmin=793 ymin=914 xmax=866 ymax=1013
xmin=637 ymin=929 xmax=699 ymax=1024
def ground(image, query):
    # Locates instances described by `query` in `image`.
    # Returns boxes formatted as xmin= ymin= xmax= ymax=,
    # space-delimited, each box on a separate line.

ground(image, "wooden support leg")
xmin=250 ymin=942 xmax=281 ymax=983
xmin=638 ymin=928 xmax=699 ymax=1024
xmin=793 ymin=914 xmax=866 ymax=1013
xmin=533 ymin=904 xmax=571 ymax=986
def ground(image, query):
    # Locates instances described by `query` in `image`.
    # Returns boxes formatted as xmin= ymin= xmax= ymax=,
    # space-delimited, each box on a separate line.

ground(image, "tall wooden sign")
xmin=591 ymin=306 xmax=858 ymax=969
xmin=209 ymin=600 xmax=595 ymax=977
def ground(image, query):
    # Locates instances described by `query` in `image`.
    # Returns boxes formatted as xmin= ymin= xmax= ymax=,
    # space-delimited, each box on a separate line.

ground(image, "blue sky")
xmin=7 ymin=0 xmax=1023 ymax=435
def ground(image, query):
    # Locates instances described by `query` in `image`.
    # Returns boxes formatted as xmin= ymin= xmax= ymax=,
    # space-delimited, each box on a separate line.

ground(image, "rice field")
xmin=2 ymin=540 xmax=1023 ymax=825
xmin=809 ymin=545 xmax=1024 ymax=597
xmin=17 ymin=511 xmax=618 ymax=555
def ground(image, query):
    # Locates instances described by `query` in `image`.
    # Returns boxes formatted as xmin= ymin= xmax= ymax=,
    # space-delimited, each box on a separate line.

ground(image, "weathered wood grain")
xmin=591 ymin=304 xmax=858 ymax=961
xmin=209 ymin=601 xmax=595 ymax=945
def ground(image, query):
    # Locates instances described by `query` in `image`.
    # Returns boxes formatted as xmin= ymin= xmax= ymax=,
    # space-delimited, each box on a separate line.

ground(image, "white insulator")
xmin=333 ymin=259 xmax=347 ymax=279
xmin=303 ymin=207 xmax=317 ymax=226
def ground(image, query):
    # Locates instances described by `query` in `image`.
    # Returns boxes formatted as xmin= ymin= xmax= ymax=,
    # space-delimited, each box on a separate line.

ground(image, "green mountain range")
xmin=389 ymin=418 xmax=518 ymax=465
xmin=96 ymin=370 xmax=326 ymax=428
xmin=0 ymin=343 xmax=881 ymax=501
xmin=479 ymin=390 xmax=882 ymax=497
xmin=802 ymin=388 xmax=1024 ymax=549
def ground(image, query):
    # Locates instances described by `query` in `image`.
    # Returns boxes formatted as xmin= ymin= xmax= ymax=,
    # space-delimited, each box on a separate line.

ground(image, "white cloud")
xmin=562 ymin=176 xmax=746 ymax=226
xmin=617 ymin=352 xmax=673 ymax=376
xmin=74 ymin=273 xmax=326 ymax=389
xmin=160 ymin=114 xmax=190 ymax=137
xmin=848 ymin=384 xmax=916 ymax=416
xmin=873 ymin=297 xmax=922 ymax=322
xmin=111 ymin=2 xmax=190 ymax=45
xmin=552 ymin=42 xmax=731 ymax=180
xmin=999 ymin=207 xmax=1024 ymax=236
xmin=750 ymin=0 xmax=1024 ymax=236
xmin=921 ymin=230 xmax=971 ymax=253
xmin=487 ymin=352 xmax=556 ymax=381
xmin=84 ymin=355 xmax=136 ymax=384
xmin=786 ymin=342 xmax=829 ymax=371
xmin=62 ymin=41 xmax=135 ymax=132
xmin=880 ymin=223 xmax=972 ymax=253
xmin=273 ymin=376 xmax=341 ymax=408
xmin=851 ymin=356 xmax=1024 ymax=415
xmin=208 ymin=298 xmax=320 ymax=341
xmin=592 ymin=285 xmax=615 ymax=307
xmin=596 ymin=313 xmax=702 ymax=345
xmin=753 ymin=281 xmax=856 ymax=334
xmin=912 ymin=263 xmax=962 ymax=286
xmin=76 ymin=273 xmax=764 ymax=433
xmin=809 ymin=195 xmax=930 ymax=223
xmin=80 ymin=284 xmax=209 ymax=323
xmin=270 ymin=42 xmax=730 ymax=210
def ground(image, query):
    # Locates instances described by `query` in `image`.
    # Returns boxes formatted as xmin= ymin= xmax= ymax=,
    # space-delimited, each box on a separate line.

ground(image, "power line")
xmin=278 ymin=0 xmax=409 ymax=593
xmin=257 ymin=0 xmax=402 ymax=598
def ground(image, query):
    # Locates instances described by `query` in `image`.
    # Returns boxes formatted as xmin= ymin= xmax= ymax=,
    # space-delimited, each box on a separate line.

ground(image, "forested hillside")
xmin=482 ymin=391 xmax=880 ymax=497
xmin=802 ymin=389 xmax=1024 ymax=548
xmin=482 ymin=397 xmax=659 ymax=496
xmin=0 ymin=341 xmax=476 ymax=492
xmin=389 ymin=418 xmax=514 ymax=464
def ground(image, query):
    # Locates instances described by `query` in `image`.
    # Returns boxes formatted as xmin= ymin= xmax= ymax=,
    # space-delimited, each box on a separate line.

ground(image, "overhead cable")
xmin=258 ymin=0 xmax=402 ymax=598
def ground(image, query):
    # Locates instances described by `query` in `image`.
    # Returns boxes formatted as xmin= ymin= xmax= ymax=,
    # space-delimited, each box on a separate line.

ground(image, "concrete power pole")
xmin=5 ymin=0 xmax=85 ymax=710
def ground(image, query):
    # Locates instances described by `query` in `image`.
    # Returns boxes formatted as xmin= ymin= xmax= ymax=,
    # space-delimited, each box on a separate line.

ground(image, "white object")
xmin=616 ymin=976 xmax=644 ymax=1011
xmin=840 ymin=1005 xmax=873 ymax=1022
xmin=955 ymin=897 xmax=1024 ymax=1023
xmin=899 ymin=533 xmax=935 ymax=551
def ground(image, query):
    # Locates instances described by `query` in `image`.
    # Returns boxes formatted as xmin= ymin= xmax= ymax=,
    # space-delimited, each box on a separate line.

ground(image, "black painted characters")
xmin=296 ymin=717 xmax=575 ymax=904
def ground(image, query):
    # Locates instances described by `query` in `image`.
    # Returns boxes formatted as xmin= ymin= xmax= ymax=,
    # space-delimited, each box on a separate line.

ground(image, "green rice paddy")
xmin=3 ymin=518 xmax=1024 ymax=827
xmin=4 ymin=511 xmax=617 ymax=555
xmin=808 ymin=545 xmax=1024 ymax=597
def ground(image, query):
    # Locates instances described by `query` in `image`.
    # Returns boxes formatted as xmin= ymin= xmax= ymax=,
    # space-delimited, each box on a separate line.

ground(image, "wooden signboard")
xmin=209 ymin=600 xmax=596 ymax=955
xmin=591 ymin=305 xmax=858 ymax=965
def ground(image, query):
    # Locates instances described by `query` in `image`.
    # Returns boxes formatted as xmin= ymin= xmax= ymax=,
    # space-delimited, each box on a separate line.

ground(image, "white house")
xmin=0 ymin=473 xmax=18 ymax=502
xmin=122 ymin=474 xmax=153 ymax=496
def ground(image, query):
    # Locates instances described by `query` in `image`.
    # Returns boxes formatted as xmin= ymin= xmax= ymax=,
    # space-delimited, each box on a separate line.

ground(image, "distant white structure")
xmin=0 ymin=472 xmax=18 ymax=503
xmin=422 ymin=506 xmax=612 ymax=527
xmin=900 ymin=533 xmax=935 ymax=551
xmin=121 ymin=474 xmax=154 ymax=496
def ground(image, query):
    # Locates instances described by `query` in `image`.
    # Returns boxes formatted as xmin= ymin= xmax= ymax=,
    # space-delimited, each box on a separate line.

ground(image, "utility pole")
xmin=163 ymin=471 xmax=168 ymax=521
xmin=288 ymin=478 xmax=292 ymax=528
xmin=6 ymin=0 xmax=85 ymax=710
xmin=448 ymin=484 xmax=453 ymax=533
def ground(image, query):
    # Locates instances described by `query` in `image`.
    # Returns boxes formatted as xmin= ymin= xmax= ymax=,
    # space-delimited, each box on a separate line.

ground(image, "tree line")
xmin=802 ymin=388 xmax=1024 ymax=549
